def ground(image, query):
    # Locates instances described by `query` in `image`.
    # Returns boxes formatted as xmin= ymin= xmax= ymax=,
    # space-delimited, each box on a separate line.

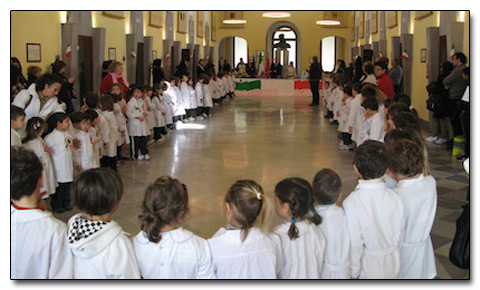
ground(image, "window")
xmin=233 ymin=37 xmax=248 ymax=67
xmin=271 ymin=26 xmax=297 ymax=67
xmin=321 ymin=36 xmax=336 ymax=72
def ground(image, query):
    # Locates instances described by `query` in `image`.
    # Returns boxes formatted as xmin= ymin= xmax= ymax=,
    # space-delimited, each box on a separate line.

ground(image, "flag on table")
xmin=235 ymin=80 xmax=261 ymax=91
xmin=450 ymin=46 xmax=456 ymax=58
xmin=258 ymin=53 xmax=265 ymax=77
xmin=251 ymin=54 xmax=256 ymax=73
xmin=265 ymin=54 xmax=271 ymax=78
xmin=400 ymin=50 xmax=409 ymax=61
xmin=65 ymin=43 xmax=72 ymax=58
xmin=131 ymin=49 xmax=136 ymax=59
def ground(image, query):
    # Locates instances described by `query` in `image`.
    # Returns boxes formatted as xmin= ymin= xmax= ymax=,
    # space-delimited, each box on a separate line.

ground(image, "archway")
xmin=266 ymin=21 xmax=301 ymax=75
xmin=320 ymin=36 xmax=347 ymax=72
xmin=218 ymin=36 xmax=248 ymax=71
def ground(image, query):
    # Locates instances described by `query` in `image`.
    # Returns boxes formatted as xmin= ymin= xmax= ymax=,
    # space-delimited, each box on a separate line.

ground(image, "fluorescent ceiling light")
xmin=223 ymin=19 xmax=247 ymax=24
xmin=316 ymin=20 xmax=341 ymax=26
xmin=262 ymin=12 xmax=291 ymax=18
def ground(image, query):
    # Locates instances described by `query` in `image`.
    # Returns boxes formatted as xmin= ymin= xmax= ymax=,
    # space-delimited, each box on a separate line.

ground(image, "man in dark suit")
xmin=308 ymin=56 xmax=322 ymax=106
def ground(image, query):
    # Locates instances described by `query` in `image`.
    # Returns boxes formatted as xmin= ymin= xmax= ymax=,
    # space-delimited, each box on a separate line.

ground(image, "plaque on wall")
xmin=370 ymin=11 xmax=378 ymax=34
xmin=150 ymin=11 xmax=163 ymax=28
xmin=197 ymin=11 xmax=205 ymax=38
xmin=386 ymin=11 xmax=397 ymax=28
xmin=26 ymin=43 xmax=41 ymax=62
xmin=177 ymin=11 xmax=188 ymax=34
xmin=103 ymin=11 xmax=124 ymax=19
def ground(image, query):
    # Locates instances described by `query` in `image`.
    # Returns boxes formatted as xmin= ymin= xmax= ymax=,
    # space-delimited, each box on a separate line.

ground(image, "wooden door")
xmin=78 ymin=35 xmax=93 ymax=97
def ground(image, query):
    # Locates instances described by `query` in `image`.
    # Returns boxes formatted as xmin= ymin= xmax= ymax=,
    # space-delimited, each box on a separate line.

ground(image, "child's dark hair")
xmin=385 ymin=138 xmax=424 ymax=177
xmin=343 ymin=84 xmax=353 ymax=97
xmin=275 ymin=177 xmax=321 ymax=240
xmin=363 ymin=63 xmax=374 ymax=74
xmin=22 ymin=117 xmax=46 ymax=144
xmin=73 ymin=168 xmax=124 ymax=216
xmin=11 ymin=105 xmax=26 ymax=120
xmin=352 ymin=82 xmax=363 ymax=94
xmin=202 ymin=74 xmax=210 ymax=84
xmin=394 ymin=94 xmax=411 ymax=106
xmin=85 ymin=92 xmax=99 ymax=109
xmin=383 ymin=98 xmax=394 ymax=109
xmin=362 ymin=96 xmax=379 ymax=111
xmin=133 ymin=85 xmax=145 ymax=93
xmin=84 ymin=109 xmax=99 ymax=123
xmin=99 ymin=94 xmax=114 ymax=111
xmin=46 ymin=112 xmax=68 ymax=134
xmin=392 ymin=112 xmax=420 ymax=132
xmin=312 ymin=169 xmax=342 ymax=205
xmin=361 ymin=85 xmax=377 ymax=100
xmin=225 ymin=180 xmax=270 ymax=242
xmin=374 ymin=60 xmax=388 ymax=71
xmin=69 ymin=111 xmax=88 ymax=125
xmin=139 ymin=176 xmax=189 ymax=243
xmin=144 ymin=85 xmax=153 ymax=92
xmin=11 ymin=147 xmax=43 ymax=200
xmin=353 ymin=140 xmax=388 ymax=180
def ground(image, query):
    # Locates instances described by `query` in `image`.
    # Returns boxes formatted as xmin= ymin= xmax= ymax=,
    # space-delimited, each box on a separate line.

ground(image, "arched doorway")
xmin=218 ymin=36 xmax=248 ymax=71
xmin=266 ymin=21 xmax=301 ymax=75
xmin=320 ymin=36 xmax=346 ymax=73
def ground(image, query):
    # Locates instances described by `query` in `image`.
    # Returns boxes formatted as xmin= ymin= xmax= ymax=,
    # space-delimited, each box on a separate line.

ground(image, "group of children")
xmin=321 ymin=72 xmax=415 ymax=151
xmin=11 ymin=119 xmax=437 ymax=278
xmin=10 ymin=71 xmax=236 ymax=214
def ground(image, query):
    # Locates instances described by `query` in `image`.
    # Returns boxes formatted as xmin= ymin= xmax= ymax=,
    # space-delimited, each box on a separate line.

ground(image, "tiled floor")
xmin=52 ymin=94 xmax=470 ymax=279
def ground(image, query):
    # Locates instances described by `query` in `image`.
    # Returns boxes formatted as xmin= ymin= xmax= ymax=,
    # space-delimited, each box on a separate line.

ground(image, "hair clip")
xmin=291 ymin=218 xmax=296 ymax=224
xmin=312 ymin=209 xmax=318 ymax=216
xmin=256 ymin=192 xmax=262 ymax=201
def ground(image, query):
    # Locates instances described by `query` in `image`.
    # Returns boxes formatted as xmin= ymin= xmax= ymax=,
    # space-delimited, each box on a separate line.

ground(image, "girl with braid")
xmin=133 ymin=176 xmax=215 ymax=279
xmin=272 ymin=177 xmax=326 ymax=279
xmin=208 ymin=180 xmax=280 ymax=279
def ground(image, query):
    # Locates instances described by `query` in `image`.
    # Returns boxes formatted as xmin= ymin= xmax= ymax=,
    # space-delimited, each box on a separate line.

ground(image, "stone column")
xmin=400 ymin=34 xmax=413 ymax=96
xmin=163 ymin=39 xmax=174 ymax=79
xmin=426 ymin=27 xmax=440 ymax=82
xmin=92 ymin=28 xmax=105 ymax=94
xmin=144 ymin=36 xmax=153 ymax=85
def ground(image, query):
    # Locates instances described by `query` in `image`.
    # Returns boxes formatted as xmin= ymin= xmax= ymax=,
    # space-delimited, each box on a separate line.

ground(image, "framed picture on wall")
xmin=421 ymin=48 xmax=427 ymax=63
xmin=152 ymin=50 xmax=157 ymax=60
xmin=26 ymin=43 xmax=41 ymax=62
xmin=150 ymin=11 xmax=163 ymax=28
xmin=386 ymin=11 xmax=397 ymax=28
xmin=108 ymin=48 xmax=116 ymax=61
xmin=415 ymin=11 xmax=433 ymax=20
xmin=177 ymin=11 xmax=188 ymax=34
xmin=197 ymin=11 xmax=205 ymax=38
xmin=358 ymin=11 xmax=365 ymax=39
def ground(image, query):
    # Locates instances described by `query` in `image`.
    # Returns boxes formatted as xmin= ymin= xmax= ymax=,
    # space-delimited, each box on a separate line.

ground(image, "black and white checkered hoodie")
xmin=67 ymin=213 xmax=124 ymax=259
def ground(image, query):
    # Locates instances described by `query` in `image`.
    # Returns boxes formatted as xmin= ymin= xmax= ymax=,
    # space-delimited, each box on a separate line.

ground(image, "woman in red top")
xmin=374 ymin=60 xmax=395 ymax=99
xmin=100 ymin=61 xmax=129 ymax=99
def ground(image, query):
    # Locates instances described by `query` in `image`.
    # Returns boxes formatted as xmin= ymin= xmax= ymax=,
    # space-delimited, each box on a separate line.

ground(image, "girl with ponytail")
xmin=273 ymin=177 xmax=326 ymax=279
xmin=208 ymin=179 xmax=280 ymax=279
xmin=133 ymin=176 xmax=215 ymax=279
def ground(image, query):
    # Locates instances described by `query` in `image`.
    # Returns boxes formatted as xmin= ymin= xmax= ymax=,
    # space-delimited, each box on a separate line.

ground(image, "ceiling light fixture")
xmin=262 ymin=12 xmax=291 ymax=18
xmin=316 ymin=20 xmax=341 ymax=26
xmin=222 ymin=19 xmax=247 ymax=24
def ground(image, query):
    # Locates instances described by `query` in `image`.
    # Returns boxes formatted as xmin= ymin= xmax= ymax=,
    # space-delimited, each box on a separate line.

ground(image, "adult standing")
xmin=389 ymin=59 xmax=403 ymax=94
xmin=51 ymin=60 xmax=76 ymax=114
xmin=205 ymin=58 xmax=215 ymax=76
xmin=457 ymin=67 xmax=469 ymax=161
xmin=222 ymin=60 xmax=231 ymax=72
xmin=197 ymin=59 xmax=206 ymax=79
xmin=308 ymin=56 xmax=322 ymax=106
xmin=286 ymin=61 xmax=296 ymax=79
xmin=100 ymin=61 xmax=129 ymax=99
xmin=443 ymin=52 xmax=468 ymax=138
xmin=174 ymin=58 xmax=189 ymax=78
xmin=374 ymin=60 xmax=395 ymax=99
xmin=12 ymin=73 xmax=64 ymax=124
xmin=353 ymin=56 xmax=364 ymax=82
xmin=152 ymin=59 xmax=165 ymax=84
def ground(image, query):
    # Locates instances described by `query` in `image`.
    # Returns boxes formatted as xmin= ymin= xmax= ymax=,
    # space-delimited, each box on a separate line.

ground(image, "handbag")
xmin=449 ymin=202 xmax=470 ymax=269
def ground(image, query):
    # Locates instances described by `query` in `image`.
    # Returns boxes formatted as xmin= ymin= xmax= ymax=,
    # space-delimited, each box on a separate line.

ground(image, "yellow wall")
xmin=214 ymin=11 xmax=353 ymax=72
xmin=385 ymin=11 xmax=401 ymax=61
xmin=11 ymin=11 xmax=63 ymax=74
xmin=411 ymin=11 xmax=440 ymax=120
xmin=93 ymin=11 xmax=129 ymax=63
xmin=143 ymin=11 xmax=164 ymax=59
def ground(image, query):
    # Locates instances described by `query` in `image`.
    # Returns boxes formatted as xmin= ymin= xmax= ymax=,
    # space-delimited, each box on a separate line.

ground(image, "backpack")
xmin=449 ymin=202 xmax=470 ymax=269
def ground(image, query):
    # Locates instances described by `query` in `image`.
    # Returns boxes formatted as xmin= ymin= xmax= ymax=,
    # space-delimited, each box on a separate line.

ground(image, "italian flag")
xmin=450 ymin=46 xmax=456 ymax=58
xmin=400 ymin=50 xmax=409 ymax=61
xmin=130 ymin=49 xmax=136 ymax=59
xmin=65 ymin=44 xmax=72 ymax=58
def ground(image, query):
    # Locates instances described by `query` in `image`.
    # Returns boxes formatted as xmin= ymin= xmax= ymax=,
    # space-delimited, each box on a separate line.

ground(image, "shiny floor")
xmin=53 ymin=94 xmax=469 ymax=279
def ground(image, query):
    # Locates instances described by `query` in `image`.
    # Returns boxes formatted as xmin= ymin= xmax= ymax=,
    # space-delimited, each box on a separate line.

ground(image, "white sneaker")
xmin=137 ymin=154 xmax=145 ymax=161
xmin=147 ymin=139 xmax=154 ymax=145
xmin=202 ymin=113 xmax=208 ymax=118
xmin=197 ymin=116 xmax=204 ymax=120
xmin=182 ymin=119 xmax=189 ymax=123
xmin=435 ymin=138 xmax=447 ymax=145
xmin=189 ymin=117 xmax=195 ymax=121
xmin=175 ymin=120 xmax=183 ymax=125
xmin=144 ymin=154 xmax=151 ymax=161
xmin=426 ymin=136 xmax=438 ymax=143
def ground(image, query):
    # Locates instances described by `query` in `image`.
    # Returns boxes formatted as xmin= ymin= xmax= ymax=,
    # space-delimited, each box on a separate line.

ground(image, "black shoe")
xmin=64 ymin=205 xmax=73 ymax=211
xmin=457 ymin=154 xmax=468 ymax=162
xmin=53 ymin=207 xmax=65 ymax=214
xmin=309 ymin=103 xmax=319 ymax=107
